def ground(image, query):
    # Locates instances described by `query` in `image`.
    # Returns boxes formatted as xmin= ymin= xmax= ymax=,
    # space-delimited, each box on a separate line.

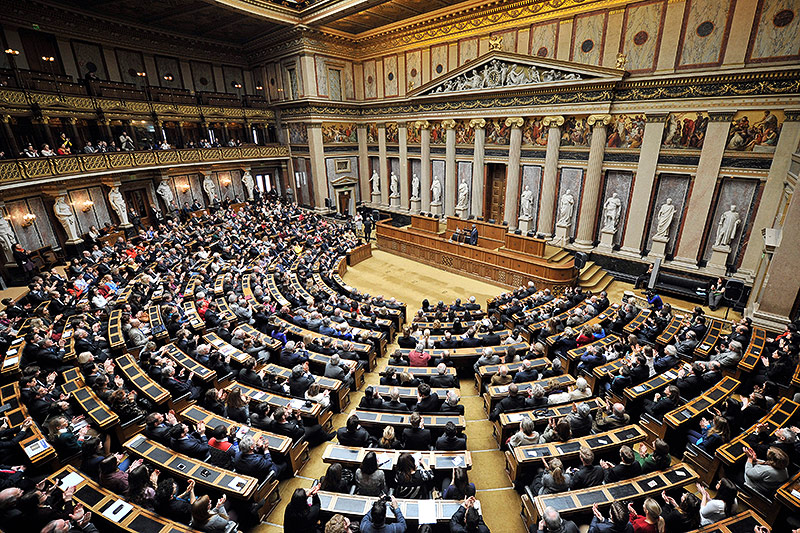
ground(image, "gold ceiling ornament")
xmin=488 ymin=35 xmax=503 ymax=52
xmin=469 ymin=118 xmax=486 ymax=129
xmin=587 ymin=114 xmax=612 ymax=126
xmin=441 ymin=119 xmax=457 ymax=129
xmin=505 ymin=117 xmax=524 ymax=128
xmin=414 ymin=120 xmax=431 ymax=129
xmin=542 ymin=115 xmax=565 ymax=127
xmin=615 ymin=53 xmax=628 ymax=70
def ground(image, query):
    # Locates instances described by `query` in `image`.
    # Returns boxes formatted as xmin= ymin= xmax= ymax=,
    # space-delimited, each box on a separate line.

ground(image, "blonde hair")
xmin=379 ymin=425 xmax=395 ymax=447
xmin=643 ymin=498 xmax=665 ymax=533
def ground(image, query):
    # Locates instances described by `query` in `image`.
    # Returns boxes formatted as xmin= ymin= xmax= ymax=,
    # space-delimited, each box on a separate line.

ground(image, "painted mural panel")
xmin=383 ymin=56 xmax=398 ymax=97
xmin=71 ymin=40 xmax=108 ymax=80
xmin=529 ymin=21 xmax=558 ymax=58
xmin=454 ymin=120 xmax=474 ymax=145
xmin=322 ymin=123 xmax=357 ymax=144
xmin=364 ymin=60 xmax=377 ymax=99
xmin=646 ymin=173 xmax=691 ymax=256
xmin=288 ymin=123 xmax=308 ymax=144
xmin=725 ymin=110 xmax=784 ymax=152
xmin=749 ymin=0 xmax=800 ymax=62
xmin=521 ymin=118 xmax=549 ymax=147
xmin=661 ymin=112 xmax=709 ymax=150
xmin=561 ymin=116 xmax=591 ymax=147
xmin=598 ymin=170 xmax=634 ymax=246
xmin=678 ymin=0 xmax=733 ymax=68
xmin=407 ymin=124 xmax=421 ymax=145
xmin=556 ymin=168 xmax=584 ymax=239
xmin=620 ymin=1 xmax=664 ymax=72
xmin=430 ymin=122 xmax=446 ymax=145
xmin=366 ymin=124 xmax=379 ymax=144
xmin=386 ymin=123 xmax=399 ymax=144
xmin=606 ymin=114 xmax=646 ymax=148
xmin=701 ymin=178 xmax=759 ymax=264
xmin=571 ymin=12 xmax=606 ymax=66
xmin=485 ymin=119 xmax=510 ymax=145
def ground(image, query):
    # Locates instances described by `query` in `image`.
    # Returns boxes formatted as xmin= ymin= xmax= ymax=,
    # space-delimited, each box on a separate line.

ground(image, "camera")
xmin=380 ymin=493 xmax=392 ymax=503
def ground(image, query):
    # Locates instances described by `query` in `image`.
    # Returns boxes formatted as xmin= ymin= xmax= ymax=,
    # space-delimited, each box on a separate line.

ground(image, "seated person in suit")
xmin=273 ymin=406 xmax=333 ymax=446
xmin=430 ymin=363 xmax=458 ymax=388
xmin=337 ymin=414 xmax=374 ymax=447
xmin=359 ymin=386 xmax=385 ymax=410
xmin=161 ymin=365 xmax=202 ymax=401
xmin=513 ymin=358 xmax=539 ymax=383
xmin=653 ymin=344 xmax=680 ymax=374
xmin=592 ymin=400 xmax=631 ymax=432
xmin=643 ymin=385 xmax=681 ymax=421
xmin=600 ymin=445 xmax=642 ymax=483
xmin=489 ymin=383 xmax=529 ymax=421
xmin=324 ymin=354 xmax=354 ymax=389
xmin=413 ymin=383 xmax=441 ymax=413
xmin=144 ymin=411 xmax=178 ymax=445
xmin=490 ymin=365 xmax=513 ymax=387
xmin=169 ymin=421 xmax=210 ymax=459
xmin=473 ymin=347 xmax=501 ymax=374
xmin=233 ymin=435 xmax=290 ymax=480
xmin=441 ymin=390 xmax=465 ymax=415
xmin=382 ymin=387 xmax=410 ymax=412
xmin=675 ymin=362 xmax=706 ymax=399
xmin=402 ymin=412 xmax=432 ymax=450
xmin=438 ymin=331 xmax=460 ymax=350
xmin=569 ymin=446 xmax=605 ymax=490
xmin=435 ymin=421 xmax=466 ymax=451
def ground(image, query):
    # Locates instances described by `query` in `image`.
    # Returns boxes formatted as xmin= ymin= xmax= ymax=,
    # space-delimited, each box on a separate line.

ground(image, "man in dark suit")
xmin=169 ymin=422 xmax=210 ymax=459
xmin=460 ymin=329 xmax=481 ymax=348
xmin=382 ymin=388 xmax=410 ymax=412
xmin=435 ymin=421 xmax=466 ymax=451
xmin=676 ymin=362 xmax=705 ymax=399
xmin=337 ymin=414 xmax=373 ymax=447
xmin=513 ymin=359 xmax=539 ymax=383
xmin=570 ymin=446 xmax=605 ymax=490
xmin=161 ymin=366 xmax=201 ymax=401
xmin=144 ymin=412 xmax=176 ymax=445
xmin=359 ymin=386 xmax=385 ymax=410
xmin=469 ymin=225 xmax=478 ymax=245
xmin=437 ymin=332 xmax=460 ymax=349
xmin=363 ymin=215 xmax=373 ymax=242
xmin=413 ymin=383 xmax=441 ymax=413
xmin=440 ymin=390 xmax=465 ymax=415
xmin=463 ymin=296 xmax=481 ymax=311
xmin=489 ymin=383 xmax=528 ymax=421
xmin=429 ymin=363 xmax=458 ymax=388
xmin=600 ymin=445 xmax=643 ymax=483
xmin=402 ymin=412 xmax=432 ymax=450
xmin=233 ymin=435 xmax=289 ymax=479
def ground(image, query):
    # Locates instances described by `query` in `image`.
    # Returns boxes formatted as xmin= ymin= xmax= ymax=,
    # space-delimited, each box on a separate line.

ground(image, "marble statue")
xmin=411 ymin=173 xmax=420 ymax=200
xmin=715 ymin=205 xmax=741 ymax=247
xmin=241 ymin=170 xmax=255 ymax=201
xmin=202 ymin=174 xmax=218 ymax=203
xmin=520 ymin=185 xmax=533 ymax=218
xmin=557 ymin=189 xmax=574 ymax=227
xmin=156 ymin=179 xmax=174 ymax=207
xmin=53 ymin=196 xmax=80 ymax=241
xmin=602 ymin=192 xmax=622 ymax=232
xmin=427 ymin=59 xmax=581 ymax=95
xmin=108 ymin=186 xmax=130 ymax=226
xmin=654 ymin=198 xmax=676 ymax=239
xmin=456 ymin=179 xmax=469 ymax=209
xmin=390 ymin=172 xmax=399 ymax=197
xmin=431 ymin=176 xmax=442 ymax=204
xmin=0 ymin=215 xmax=15 ymax=258
xmin=370 ymin=170 xmax=380 ymax=195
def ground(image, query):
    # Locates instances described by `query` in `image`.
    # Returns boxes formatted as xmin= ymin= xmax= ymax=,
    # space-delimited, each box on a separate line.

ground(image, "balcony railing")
xmin=0 ymin=145 xmax=289 ymax=184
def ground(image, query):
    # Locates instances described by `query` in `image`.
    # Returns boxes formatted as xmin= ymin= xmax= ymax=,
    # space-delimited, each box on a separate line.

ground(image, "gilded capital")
xmin=1 ymin=114 xmax=11 ymax=124
xmin=587 ymin=114 xmax=612 ymax=127
xmin=784 ymin=109 xmax=800 ymax=122
xmin=542 ymin=116 xmax=565 ymax=127
xmin=469 ymin=118 xmax=486 ymax=129
xmin=414 ymin=120 xmax=431 ymax=130
xmin=441 ymin=119 xmax=456 ymax=129
xmin=505 ymin=117 xmax=524 ymax=128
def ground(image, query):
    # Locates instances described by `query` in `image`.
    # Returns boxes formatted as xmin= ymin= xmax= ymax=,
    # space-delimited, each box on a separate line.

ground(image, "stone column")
xmin=418 ymin=121 xmax=431 ymax=213
xmin=470 ymin=118 xmax=486 ymax=218
xmin=738 ymin=110 xmax=800 ymax=278
xmin=398 ymin=121 xmax=409 ymax=211
xmin=620 ymin=113 xmax=668 ymax=256
xmin=503 ymin=117 xmax=525 ymax=229
xmin=67 ymin=117 xmax=82 ymax=148
xmin=356 ymin=124 xmax=371 ymax=203
xmin=154 ymin=120 xmax=166 ymax=144
xmin=99 ymin=119 xmax=113 ymax=143
xmin=537 ymin=116 xmax=564 ymax=238
xmin=443 ymin=119 xmax=457 ymax=216
xmin=378 ymin=123 xmax=388 ymax=206
xmin=574 ymin=114 xmax=610 ymax=249
xmin=35 ymin=116 xmax=56 ymax=149
xmin=672 ymin=111 xmax=734 ymax=268
xmin=1 ymin=115 xmax=20 ymax=156
xmin=306 ymin=122 xmax=329 ymax=211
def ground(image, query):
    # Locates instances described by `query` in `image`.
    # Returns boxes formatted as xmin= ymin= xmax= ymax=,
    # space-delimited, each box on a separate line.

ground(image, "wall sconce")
xmin=136 ymin=71 xmax=147 ymax=78
xmin=220 ymin=178 xmax=231 ymax=187
xmin=4 ymin=49 xmax=19 ymax=56
xmin=180 ymin=183 xmax=191 ymax=192
xmin=233 ymin=83 xmax=242 ymax=89
xmin=163 ymin=74 xmax=173 ymax=81
xmin=41 ymin=56 xmax=55 ymax=62
xmin=255 ymin=85 xmax=263 ymax=91
xmin=81 ymin=200 xmax=94 ymax=212
xmin=22 ymin=213 xmax=36 ymax=227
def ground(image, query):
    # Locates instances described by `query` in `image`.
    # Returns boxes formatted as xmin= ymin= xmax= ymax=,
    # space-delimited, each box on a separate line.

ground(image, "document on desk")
xmin=228 ymin=476 xmax=248 ymax=490
xmin=3 ymin=356 xmax=19 ymax=368
xmin=24 ymin=438 xmax=50 ymax=458
xmin=102 ymin=500 xmax=133 ymax=522
xmin=59 ymin=471 xmax=85 ymax=490
xmin=418 ymin=499 xmax=437 ymax=524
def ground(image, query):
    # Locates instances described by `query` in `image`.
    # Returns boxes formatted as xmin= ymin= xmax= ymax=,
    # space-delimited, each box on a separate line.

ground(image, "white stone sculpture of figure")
xmin=557 ymin=189 xmax=574 ymax=226
xmin=241 ymin=170 xmax=255 ymax=201
xmin=411 ymin=173 xmax=420 ymax=200
xmin=457 ymin=179 xmax=469 ymax=209
xmin=202 ymin=174 xmax=218 ymax=203
xmin=156 ymin=179 xmax=174 ymax=207
xmin=0 ymin=215 xmax=15 ymax=258
xmin=370 ymin=170 xmax=381 ymax=195
xmin=108 ymin=186 xmax=130 ymax=226
xmin=602 ymin=192 xmax=622 ymax=232
xmin=715 ymin=204 xmax=741 ymax=247
xmin=431 ymin=176 xmax=442 ymax=204
xmin=654 ymin=198 xmax=676 ymax=239
xmin=520 ymin=185 xmax=534 ymax=218
xmin=390 ymin=172 xmax=399 ymax=197
xmin=53 ymin=196 xmax=80 ymax=241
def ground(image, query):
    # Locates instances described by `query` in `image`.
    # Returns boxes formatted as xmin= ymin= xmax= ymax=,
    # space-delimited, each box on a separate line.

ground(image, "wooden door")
xmin=483 ymin=163 xmax=506 ymax=223
xmin=338 ymin=190 xmax=351 ymax=216
xmin=124 ymin=189 xmax=151 ymax=226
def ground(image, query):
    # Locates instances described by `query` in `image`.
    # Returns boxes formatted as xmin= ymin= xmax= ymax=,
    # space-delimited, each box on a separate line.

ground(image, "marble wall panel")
xmin=432 ymin=160 xmax=446 ymax=205
xmin=646 ymin=173 xmax=691 ymax=255
xmin=678 ymin=0 xmax=733 ymax=68
xmin=701 ymin=178 xmax=759 ymax=263
xmin=7 ymin=199 xmax=43 ymax=250
xmin=459 ymin=38 xmax=478 ymax=66
xmin=598 ymin=170 xmax=634 ymax=246
xmin=406 ymin=50 xmax=422 ymax=91
xmin=457 ymin=161 xmax=473 ymax=209
xmin=620 ymin=1 xmax=664 ymax=73
xmin=88 ymin=186 xmax=113 ymax=227
xmin=410 ymin=159 xmax=422 ymax=192
xmin=71 ymin=40 xmax=108 ymax=80
xmin=748 ymin=0 xmax=800 ymax=62
xmin=571 ymin=12 xmax=606 ymax=65
xmin=557 ymin=167 xmax=584 ymax=239
xmin=363 ymin=60 xmax=377 ymax=99
xmin=67 ymin=189 xmax=96 ymax=235
xmin=431 ymin=45 xmax=448 ymax=80
xmin=115 ymin=48 xmax=146 ymax=85
xmin=315 ymin=57 xmax=328 ymax=96
xmin=521 ymin=165 xmax=543 ymax=230
xmin=383 ymin=55 xmax=398 ymax=96
xmin=191 ymin=61 xmax=215 ymax=92
xmin=189 ymin=173 xmax=205 ymax=206
xmin=529 ymin=21 xmax=558 ymax=58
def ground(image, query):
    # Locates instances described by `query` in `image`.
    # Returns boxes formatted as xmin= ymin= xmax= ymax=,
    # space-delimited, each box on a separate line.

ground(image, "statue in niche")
xmin=715 ymin=205 xmax=741 ymax=247
xmin=241 ymin=170 xmax=255 ymax=200
xmin=390 ymin=172 xmax=399 ymax=197
xmin=456 ymin=179 xmax=469 ymax=209
xmin=108 ymin=186 xmax=130 ymax=226
xmin=431 ymin=176 xmax=442 ymax=204
xmin=53 ymin=196 xmax=79 ymax=241
xmin=157 ymin=179 xmax=174 ymax=207
xmin=557 ymin=189 xmax=574 ymax=227
xmin=654 ymin=198 xmax=676 ymax=240
xmin=411 ymin=174 xmax=420 ymax=200
xmin=202 ymin=174 xmax=218 ymax=203
xmin=520 ymin=185 xmax=534 ymax=219
xmin=0 ymin=215 xmax=15 ymax=258
xmin=370 ymin=170 xmax=380 ymax=195
xmin=602 ymin=192 xmax=622 ymax=232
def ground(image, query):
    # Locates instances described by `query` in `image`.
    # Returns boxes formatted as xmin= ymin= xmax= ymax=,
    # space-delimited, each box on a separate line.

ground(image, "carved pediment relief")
xmin=331 ymin=175 xmax=358 ymax=188
xmin=409 ymin=51 xmax=625 ymax=98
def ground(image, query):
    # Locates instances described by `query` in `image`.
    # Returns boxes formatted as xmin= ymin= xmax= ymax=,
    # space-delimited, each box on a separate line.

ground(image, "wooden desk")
xmin=373 ymin=384 xmax=456 ymax=405
xmin=234 ymin=324 xmax=283 ymax=352
xmin=623 ymin=309 xmax=651 ymax=334
xmin=115 ymin=353 xmax=170 ymax=405
xmin=689 ymin=510 xmax=770 ymax=533
xmin=352 ymin=409 xmax=465 ymax=431
xmin=664 ymin=376 xmax=739 ymax=430
xmin=271 ymin=317 xmax=376 ymax=369
xmin=162 ymin=344 xmax=216 ymax=384
xmin=347 ymin=243 xmax=372 ymax=266
xmin=776 ymin=468 xmax=800 ymax=515
xmin=397 ymin=342 xmax=529 ymax=369
xmin=738 ymin=327 xmax=767 ymax=373
xmin=323 ymin=445 xmax=472 ymax=471
xmin=694 ymin=319 xmax=726 ymax=359
xmin=475 ymin=357 xmax=550 ymax=391
xmin=495 ymin=397 xmax=605 ymax=445
xmin=504 ymin=233 xmax=546 ymax=257
xmin=203 ymin=332 xmax=249 ymax=365
xmin=182 ymin=300 xmax=204 ymax=331
xmin=225 ymin=382 xmax=332 ymax=431
xmin=0 ymin=383 xmax=57 ymax=465
xmin=564 ymin=335 xmax=620 ymax=375
xmin=410 ymin=214 xmax=439 ymax=233
xmin=265 ymin=274 xmax=291 ymax=308
xmin=716 ymin=398 xmax=800 ymax=465
xmin=60 ymin=378 xmax=119 ymax=431
xmin=260 ymin=362 xmax=350 ymax=412
xmin=485 ymin=374 xmax=576 ymax=413
xmin=317 ymin=491 xmax=464 ymax=523
xmin=0 ymin=336 xmax=23 ymax=378
xmin=147 ymin=305 xmax=168 ymax=341
xmin=108 ymin=309 xmax=125 ymax=349
xmin=522 ymin=464 xmax=698 ymax=525
xmin=215 ymin=297 xmax=237 ymax=322
xmin=506 ymin=425 xmax=647 ymax=484
xmin=624 ymin=367 xmax=679 ymax=403
xmin=447 ymin=217 xmax=507 ymax=244
xmin=179 ymin=404 xmax=308 ymax=475
xmin=382 ymin=365 xmax=458 ymax=380
xmin=214 ymin=272 xmax=226 ymax=296
xmin=50 ymin=466 xmax=196 ymax=533
xmin=656 ymin=316 xmax=684 ymax=346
